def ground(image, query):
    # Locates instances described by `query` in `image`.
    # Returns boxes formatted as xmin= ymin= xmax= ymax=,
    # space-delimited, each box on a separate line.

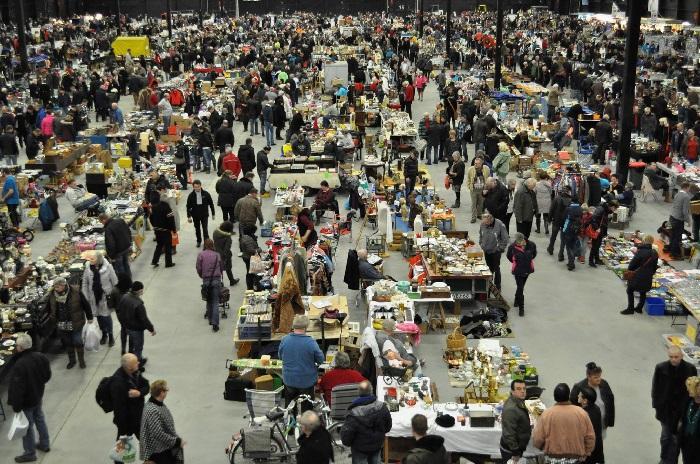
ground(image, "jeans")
xmin=660 ymin=421 xmax=680 ymax=464
xmin=259 ymin=171 xmax=268 ymax=193
xmin=74 ymin=196 xmax=100 ymax=212
xmin=127 ymin=329 xmax=145 ymax=361
xmin=59 ymin=329 xmax=83 ymax=348
xmin=265 ymin=121 xmax=274 ymax=146
xmin=202 ymin=147 xmax=213 ymax=172
xmin=514 ymin=274 xmax=529 ymax=309
xmin=21 ymin=403 xmax=50 ymax=458
xmin=484 ymin=251 xmax=502 ymax=290
xmin=669 ymin=216 xmax=684 ymax=256
xmin=162 ymin=114 xmax=171 ymax=133
xmin=250 ymin=118 xmax=259 ymax=135
xmin=351 ymin=450 xmax=381 ymax=464
xmin=97 ymin=314 xmax=113 ymax=337
xmin=193 ymin=216 xmax=209 ymax=243
xmin=203 ymin=278 xmax=221 ymax=327
xmin=111 ymin=251 xmax=132 ymax=280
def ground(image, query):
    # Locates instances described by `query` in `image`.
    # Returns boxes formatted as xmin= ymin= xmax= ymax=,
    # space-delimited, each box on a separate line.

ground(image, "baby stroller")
xmin=358 ymin=326 xmax=416 ymax=388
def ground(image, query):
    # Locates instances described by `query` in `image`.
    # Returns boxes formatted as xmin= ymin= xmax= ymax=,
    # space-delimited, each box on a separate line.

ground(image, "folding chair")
xmin=330 ymin=383 xmax=360 ymax=421
xmin=640 ymin=175 xmax=661 ymax=202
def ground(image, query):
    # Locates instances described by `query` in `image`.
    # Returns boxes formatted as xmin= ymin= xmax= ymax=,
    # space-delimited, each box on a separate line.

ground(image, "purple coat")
xmin=196 ymin=249 xmax=223 ymax=280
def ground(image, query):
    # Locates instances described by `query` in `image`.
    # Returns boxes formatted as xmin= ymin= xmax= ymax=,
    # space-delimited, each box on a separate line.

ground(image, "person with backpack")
xmin=506 ymin=232 xmax=537 ymax=317
xmin=173 ymin=140 xmax=190 ymax=191
xmin=561 ymin=200 xmax=584 ymax=271
xmin=104 ymin=353 xmax=150 ymax=449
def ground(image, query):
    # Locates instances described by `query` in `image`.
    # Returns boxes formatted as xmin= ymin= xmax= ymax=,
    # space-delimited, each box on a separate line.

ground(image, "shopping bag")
xmin=444 ymin=175 xmax=451 ymax=190
xmin=109 ymin=435 xmax=138 ymax=463
xmin=171 ymin=232 xmax=180 ymax=247
xmin=249 ymin=254 xmax=266 ymax=274
xmin=7 ymin=411 xmax=29 ymax=440
xmin=82 ymin=322 xmax=102 ymax=352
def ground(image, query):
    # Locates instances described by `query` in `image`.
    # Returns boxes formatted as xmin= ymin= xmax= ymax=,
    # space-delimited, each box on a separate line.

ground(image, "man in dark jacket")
xmin=8 ymin=333 xmax=51 ymax=462
xmin=238 ymin=138 xmax=256 ymax=174
xmin=547 ymin=185 xmax=573 ymax=260
xmin=500 ymin=380 xmax=531 ymax=463
xmin=513 ymin=178 xmax=539 ymax=239
xmin=0 ymin=125 xmax=19 ymax=165
xmin=340 ymin=380 xmax=392 ymax=464
xmin=403 ymin=150 xmax=419 ymax=196
xmin=110 ymin=353 xmax=150 ymax=442
xmin=118 ymin=281 xmax=155 ymax=364
xmin=483 ymin=177 xmax=510 ymax=226
xmin=25 ymin=129 xmax=41 ymax=160
xmin=216 ymin=171 xmax=237 ymax=222
xmin=403 ymin=414 xmax=448 ymax=464
xmin=257 ymin=146 xmax=272 ymax=195
xmin=214 ymin=120 xmax=235 ymax=155
xmin=149 ymin=193 xmax=176 ymax=268
xmin=621 ymin=234 xmax=659 ymax=314
xmin=231 ymin=172 xmax=255 ymax=217
xmin=652 ymin=346 xmax=697 ymax=464
xmin=100 ymin=213 xmax=133 ymax=279
xmin=448 ymin=152 xmax=466 ymax=208
xmin=186 ymin=180 xmax=215 ymax=246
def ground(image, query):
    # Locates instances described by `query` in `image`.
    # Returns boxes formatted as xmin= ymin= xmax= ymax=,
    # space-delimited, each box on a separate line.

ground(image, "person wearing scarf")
xmin=45 ymin=277 xmax=93 ymax=369
xmin=81 ymin=251 xmax=118 ymax=347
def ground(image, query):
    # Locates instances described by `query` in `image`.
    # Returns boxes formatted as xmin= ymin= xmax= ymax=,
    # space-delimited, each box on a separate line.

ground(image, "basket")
xmin=446 ymin=327 xmax=466 ymax=350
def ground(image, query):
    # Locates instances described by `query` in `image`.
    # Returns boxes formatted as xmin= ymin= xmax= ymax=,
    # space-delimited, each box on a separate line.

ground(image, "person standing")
xmin=157 ymin=95 xmax=173 ymax=133
xmin=561 ymin=199 xmax=584 ymax=271
xmin=403 ymin=414 xmax=449 ymax=464
xmin=506 ymin=233 xmax=537 ymax=317
xmin=100 ymin=213 xmax=133 ymax=279
xmin=213 ymin=221 xmax=239 ymax=287
xmin=234 ymin=188 xmax=264 ymax=236
xmin=513 ymin=177 xmax=538 ymax=239
xmin=140 ymin=380 xmax=185 ymax=464
xmin=548 ymin=185 xmax=573 ymax=261
xmin=172 ymin=140 xmax=190 ymax=190
xmin=215 ymin=170 xmax=237 ymax=222
xmin=588 ymin=200 xmax=618 ymax=268
xmin=341 ymin=380 xmax=393 ymax=464
xmin=214 ymin=120 xmax=235 ymax=157
xmin=479 ymin=212 xmax=509 ymax=291
xmin=257 ymin=146 xmax=272 ymax=195
xmin=533 ymin=383 xmax=595 ymax=462
xmin=238 ymin=138 xmax=256 ymax=174
xmin=652 ymin=345 xmax=698 ymax=464
xmin=1 ymin=169 xmax=20 ymax=226
xmin=118 ymin=281 xmax=155 ymax=366
xmin=263 ymin=100 xmax=275 ymax=147
xmin=0 ymin=125 xmax=19 ymax=166
xmin=186 ymin=180 xmax=215 ymax=248
xmin=482 ymin=177 xmax=509 ymax=227
xmin=402 ymin=81 xmax=415 ymax=118
xmin=669 ymin=182 xmax=691 ymax=260
xmin=149 ymin=193 xmax=176 ymax=268
xmin=279 ymin=315 xmax=325 ymax=409
xmin=534 ymin=171 xmax=552 ymax=235
xmin=466 ymin=157 xmax=489 ymax=223
xmin=81 ymin=252 xmax=119 ymax=347
xmin=8 ymin=333 xmax=51 ymax=463
xmin=240 ymin=223 xmax=262 ymax=290
xmin=500 ymin=380 xmax=531 ymax=463
xmin=297 ymin=410 xmax=334 ymax=464
xmin=621 ymin=234 xmax=659 ymax=314
xmin=196 ymin=239 xmax=224 ymax=332
xmin=679 ymin=376 xmax=700 ymax=464
xmin=492 ymin=142 xmax=511 ymax=184
xmin=570 ymin=362 xmax=615 ymax=440
xmin=110 ymin=354 xmax=150 ymax=450
xmin=448 ymin=152 xmax=465 ymax=208
xmin=576 ymin=386 xmax=605 ymax=464
xmin=403 ymin=150 xmax=419 ymax=197
xmin=45 ymin=277 xmax=93 ymax=369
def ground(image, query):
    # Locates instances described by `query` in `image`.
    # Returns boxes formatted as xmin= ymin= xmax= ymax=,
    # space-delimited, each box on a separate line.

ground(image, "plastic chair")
xmin=329 ymin=383 xmax=360 ymax=421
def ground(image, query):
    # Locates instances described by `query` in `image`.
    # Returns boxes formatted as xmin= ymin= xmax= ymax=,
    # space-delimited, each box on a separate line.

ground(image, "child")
xmin=384 ymin=350 xmax=404 ymax=368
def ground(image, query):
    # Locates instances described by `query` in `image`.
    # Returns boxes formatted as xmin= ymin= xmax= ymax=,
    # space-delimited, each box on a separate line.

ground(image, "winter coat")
xmin=213 ymin=228 xmax=233 ymax=266
xmin=240 ymin=233 xmax=261 ymax=260
xmin=235 ymin=195 xmax=263 ymax=226
xmin=81 ymin=260 xmax=118 ymax=317
xmin=297 ymin=426 xmax=334 ymax=464
xmin=402 ymin=435 xmax=449 ymax=464
xmin=196 ymin=249 xmax=224 ymax=280
xmin=534 ymin=180 xmax=553 ymax=213
xmin=344 ymin=249 xmax=360 ymax=290
xmin=139 ymin=398 xmax=183 ymax=463
xmin=340 ymin=395 xmax=392 ymax=453
xmin=257 ymin=149 xmax=272 ymax=174
xmin=549 ymin=192 xmax=572 ymax=227
xmin=652 ymin=360 xmax=698 ymax=425
xmin=479 ymin=219 xmax=509 ymax=254
xmin=231 ymin=178 xmax=255 ymax=211
xmin=216 ymin=176 xmax=237 ymax=208
xmin=103 ymin=217 xmax=132 ymax=258
xmin=582 ymin=404 xmax=605 ymax=464
xmin=186 ymin=189 xmax=215 ymax=219
xmin=500 ymin=395 xmax=531 ymax=456
xmin=149 ymin=201 xmax=176 ymax=232
xmin=679 ymin=400 xmax=700 ymax=462
xmin=403 ymin=156 xmax=418 ymax=178
xmin=110 ymin=367 xmax=150 ymax=438
xmin=45 ymin=287 xmax=93 ymax=333
xmin=449 ymin=160 xmax=466 ymax=186
xmin=214 ymin=126 xmax=235 ymax=150
xmin=238 ymin=144 xmax=256 ymax=174
xmin=466 ymin=165 xmax=490 ymax=191
xmin=625 ymin=243 xmax=658 ymax=292
xmin=7 ymin=349 xmax=51 ymax=412
xmin=483 ymin=181 xmax=510 ymax=219
xmin=0 ymin=132 xmax=18 ymax=157
xmin=118 ymin=291 xmax=154 ymax=332
xmin=570 ymin=379 xmax=616 ymax=428
xmin=492 ymin=151 xmax=511 ymax=177
xmin=585 ymin=175 xmax=602 ymax=207
xmin=507 ymin=240 xmax=537 ymax=275
xmin=513 ymin=185 xmax=538 ymax=223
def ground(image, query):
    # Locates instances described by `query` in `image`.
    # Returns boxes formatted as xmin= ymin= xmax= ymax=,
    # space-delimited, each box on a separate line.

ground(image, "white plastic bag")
xmin=109 ymin=435 xmax=138 ymax=463
xmin=82 ymin=322 xmax=102 ymax=352
xmin=7 ymin=411 xmax=29 ymax=440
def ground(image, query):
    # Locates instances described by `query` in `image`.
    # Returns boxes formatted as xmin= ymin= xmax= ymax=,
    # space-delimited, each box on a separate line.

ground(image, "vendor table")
xmin=421 ymin=255 xmax=492 ymax=301
xmin=27 ymin=147 xmax=84 ymax=173
xmin=268 ymin=171 xmax=341 ymax=190
xmin=631 ymin=147 xmax=662 ymax=163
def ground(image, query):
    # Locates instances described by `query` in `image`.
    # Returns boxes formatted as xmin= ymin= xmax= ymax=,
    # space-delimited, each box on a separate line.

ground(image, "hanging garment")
xmin=273 ymin=263 xmax=305 ymax=333
xmin=343 ymin=249 xmax=360 ymax=290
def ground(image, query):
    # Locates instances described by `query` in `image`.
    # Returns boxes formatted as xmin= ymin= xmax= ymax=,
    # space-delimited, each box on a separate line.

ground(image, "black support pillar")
xmin=199 ymin=0 xmax=204 ymax=26
xmin=616 ymin=0 xmax=643 ymax=184
xmin=15 ymin=0 xmax=28 ymax=74
xmin=116 ymin=0 xmax=122 ymax=35
xmin=418 ymin=0 xmax=424 ymax=38
xmin=445 ymin=0 xmax=452 ymax=63
xmin=166 ymin=0 xmax=173 ymax=38
xmin=494 ymin=0 xmax=504 ymax=89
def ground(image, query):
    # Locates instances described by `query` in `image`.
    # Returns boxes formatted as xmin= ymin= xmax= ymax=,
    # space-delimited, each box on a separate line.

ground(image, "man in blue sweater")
xmin=279 ymin=314 xmax=324 ymax=411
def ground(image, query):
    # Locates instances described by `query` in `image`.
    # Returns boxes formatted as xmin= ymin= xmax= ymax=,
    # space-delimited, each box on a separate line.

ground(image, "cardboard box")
xmin=254 ymin=374 xmax=274 ymax=391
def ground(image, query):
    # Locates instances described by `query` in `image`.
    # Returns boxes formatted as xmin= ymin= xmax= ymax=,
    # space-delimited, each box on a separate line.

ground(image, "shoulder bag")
xmin=201 ymin=254 xmax=220 ymax=301
xmin=623 ymin=254 xmax=656 ymax=281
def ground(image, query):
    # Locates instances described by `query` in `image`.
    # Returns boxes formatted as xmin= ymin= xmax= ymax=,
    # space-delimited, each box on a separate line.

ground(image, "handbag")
xmin=171 ymin=231 xmax=179 ymax=247
xmin=249 ymin=254 xmax=266 ymax=274
xmin=444 ymin=174 xmax=452 ymax=190
xmin=584 ymin=224 xmax=600 ymax=240
xmin=623 ymin=255 xmax=656 ymax=281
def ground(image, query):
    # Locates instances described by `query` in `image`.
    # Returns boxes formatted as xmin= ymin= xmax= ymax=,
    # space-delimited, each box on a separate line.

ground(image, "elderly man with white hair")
xmin=8 ymin=333 xmax=52 ymax=462
xmin=357 ymin=249 xmax=384 ymax=281
xmin=296 ymin=410 xmax=334 ymax=464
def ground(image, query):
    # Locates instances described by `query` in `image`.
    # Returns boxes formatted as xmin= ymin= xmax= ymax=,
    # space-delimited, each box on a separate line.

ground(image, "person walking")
xmin=500 ymin=379 xmax=531 ymax=463
xmin=547 ymin=185 xmax=573 ymax=261
xmin=238 ymin=138 xmax=256 ymax=174
xmin=341 ymin=380 xmax=392 ymax=464
xmin=506 ymin=232 xmax=537 ymax=317
xmin=234 ymin=188 xmax=264 ymax=236
xmin=172 ymin=140 xmax=190 ymax=190
xmin=186 ymin=179 xmax=215 ymax=247
xmin=149 ymin=193 xmax=176 ymax=268
xmin=479 ymin=212 xmax=509 ymax=291
xmin=466 ymin=157 xmax=489 ymax=223
xmin=534 ymin=171 xmax=552 ymax=235
xmin=8 ymin=333 xmax=51 ymax=463
xmin=576 ymin=385 xmax=605 ymax=464
xmin=140 ymin=380 xmax=185 ymax=464
xmin=45 ymin=277 xmax=93 ymax=369
xmin=570 ymin=362 xmax=615 ymax=440
xmin=448 ymin=152 xmax=465 ymax=208
xmin=533 ymin=383 xmax=595 ymax=463
xmin=279 ymin=315 xmax=325 ymax=409
xmin=263 ymin=100 xmax=275 ymax=147
xmin=112 ymin=274 xmax=133 ymax=355
xmin=213 ymin=221 xmax=239 ymax=287
xmin=196 ymin=239 xmax=224 ymax=332
xmin=652 ymin=345 xmax=698 ymax=464
xmin=256 ymin=146 xmax=272 ymax=195
xmin=118 ymin=281 xmax=155 ymax=366
xmin=492 ymin=142 xmax=511 ymax=184
xmin=81 ymin=252 xmax=119 ymax=347
xmin=483 ymin=177 xmax=509 ymax=227
xmin=100 ymin=213 xmax=133 ymax=279
xmin=240 ymin=223 xmax=263 ymax=290
xmin=621 ymin=234 xmax=659 ymax=314
xmin=403 ymin=413 xmax=449 ymax=464
xmin=1 ymin=169 xmax=21 ymax=226
xmin=669 ymin=182 xmax=691 ymax=260
xmin=110 ymin=354 xmax=150 ymax=451
xmin=215 ymin=170 xmax=237 ymax=222
xmin=561 ymin=199 xmax=584 ymax=271
xmin=513 ymin=177 xmax=538 ymax=239
xmin=0 ymin=125 xmax=19 ymax=166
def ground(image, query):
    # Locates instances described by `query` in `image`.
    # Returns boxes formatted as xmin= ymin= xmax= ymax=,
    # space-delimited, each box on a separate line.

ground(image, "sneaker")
xmin=578 ymin=256 xmax=585 ymax=263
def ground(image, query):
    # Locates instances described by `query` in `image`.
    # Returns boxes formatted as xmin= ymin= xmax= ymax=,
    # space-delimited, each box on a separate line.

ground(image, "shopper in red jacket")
xmin=319 ymin=352 xmax=365 ymax=405
xmin=219 ymin=148 xmax=241 ymax=178
xmin=402 ymin=81 xmax=415 ymax=119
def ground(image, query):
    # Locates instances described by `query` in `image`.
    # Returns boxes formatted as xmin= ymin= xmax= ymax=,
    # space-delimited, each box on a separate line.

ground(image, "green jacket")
xmin=500 ymin=395 xmax=531 ymax=456
xmin=492 ymin=151 xmax=511 ymax=176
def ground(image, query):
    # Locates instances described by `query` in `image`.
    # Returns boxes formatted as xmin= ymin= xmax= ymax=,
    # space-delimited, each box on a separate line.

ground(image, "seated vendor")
xmin=615 ymin=182 xmax=635 ymax=207
xmin=357 ymin=249 xmax=384 ymax=281
xmin=65 ymin=179 xmax=99 ymax=211
xmin=292 ymin=132 xmax=312 ymax=156
xmin=377 ymin=319 xmax=415 ymax=368
xmin=311 ymin=180 xmax=339 ymax=222
xmin=318 ymin=351 xmax=366 ymax=405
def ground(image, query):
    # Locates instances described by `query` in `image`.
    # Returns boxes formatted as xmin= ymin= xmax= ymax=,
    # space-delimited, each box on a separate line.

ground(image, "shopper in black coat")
xmin=679 ymin=379 xmax=700 ymax=464
xmin=297 ymin=411 xmax=334 ymax=464
xmin=273 ymin=98 xmax=286 ymax=140
xmin=588 ymin=200 xmax=618 ymax=268
xmin=621 ymin=234 xmax=659 ymax=314
xmin=25 ymin=129 xmax=41 ymax=160
xmin=214 ymin=121 xmax=235 ymax=154
xmin=340 ymin=381 xmax=392 ymax=459
xmin=238 ymin=139 xmax=256 ymax=174
xmin=576 ymin=385 xmax=605 ymax=464
xmin=483 ymin=177 xmax=509 ymax=225
xmin=110 ymin=353 xmax=150 ymax=439
xmin=186 ymin=180 xmax=215 ymax=246
xmin=547 ymin=186 xmax=572 ymax=259
xmin=506 ymin=233 xmax=537 ymax=317
xmin=101 ymin=214 xmax=133 ymax=279
xmin=231 ymin=174 xmax=255 ymax=215
xmin=448 ymin=152 xmax=466 ymax=208
xmin=215 ymin=171 xmax=237 ymax=222
xmin=570 ymin=362 xmax=616 ymax=429
xmin=149 ymin=194 xmax=176 ymax=267
xmin=403 ymin=150 xmax=419 ymax=196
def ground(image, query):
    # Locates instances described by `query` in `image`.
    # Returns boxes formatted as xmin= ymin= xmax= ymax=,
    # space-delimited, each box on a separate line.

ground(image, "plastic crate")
xmin=645 ymin=297 xmax=666 ymax=316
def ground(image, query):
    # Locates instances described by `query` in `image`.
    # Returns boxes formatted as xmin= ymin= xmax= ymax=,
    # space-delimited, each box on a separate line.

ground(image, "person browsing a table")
xmin=279 ymin=315 xmax=325 ymax=411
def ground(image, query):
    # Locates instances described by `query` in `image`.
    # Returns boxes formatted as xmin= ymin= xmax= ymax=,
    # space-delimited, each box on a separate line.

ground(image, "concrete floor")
xmin=0 ymin=82 xmax=683 ymax=464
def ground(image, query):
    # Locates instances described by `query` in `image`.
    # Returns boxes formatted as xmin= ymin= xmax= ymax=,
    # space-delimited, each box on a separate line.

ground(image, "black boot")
xmin=535 ymin=216 xmax=541 ymax=233
xmin=620 ymin=308 xmax=635 ymax=315
xmin=100 ymin=333 xmax=107 ymax=345
xmin=108 ymin=334 xmax=115 ymax=347
xmin=76 ymin=346 xmax=86 ymax=369
xmin=518 ymin=306 xmax=524 ymax=317
xmin=66 ymin=348 xmax=76 ymax=369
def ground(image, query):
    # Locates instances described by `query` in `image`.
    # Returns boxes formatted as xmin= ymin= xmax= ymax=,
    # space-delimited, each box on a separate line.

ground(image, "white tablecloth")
xmin=268 ymin=171 xmax=341 ymax=189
